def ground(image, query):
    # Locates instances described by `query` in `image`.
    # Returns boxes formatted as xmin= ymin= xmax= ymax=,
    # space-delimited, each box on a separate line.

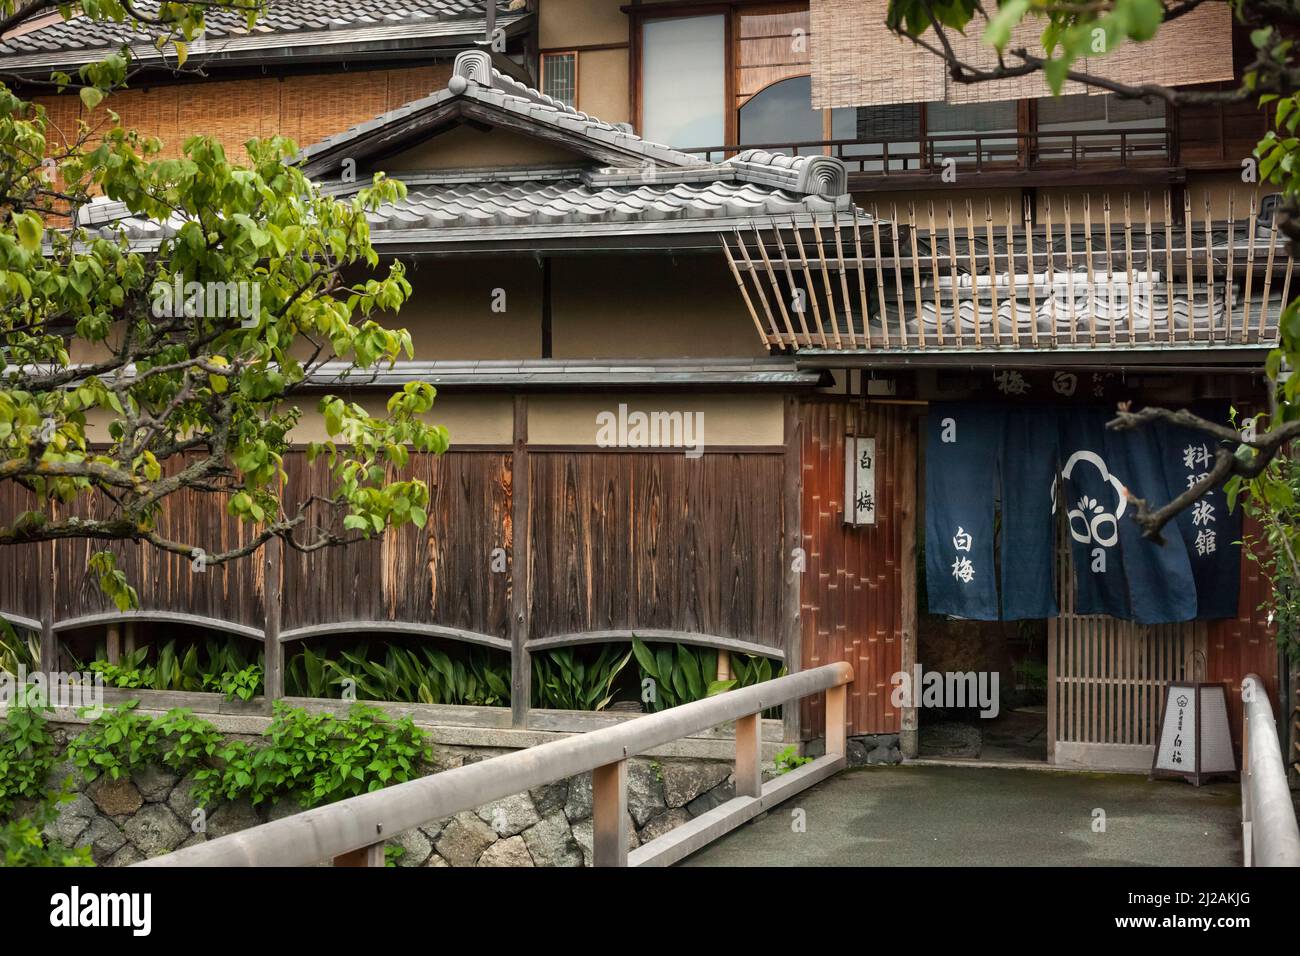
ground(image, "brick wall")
xmin=34 ymin=63 xmax=453 ymax=161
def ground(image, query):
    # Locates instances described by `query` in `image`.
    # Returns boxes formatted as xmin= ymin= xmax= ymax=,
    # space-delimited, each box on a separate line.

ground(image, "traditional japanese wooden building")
xmin=1 ymin=0 xmax=1291 ymax=774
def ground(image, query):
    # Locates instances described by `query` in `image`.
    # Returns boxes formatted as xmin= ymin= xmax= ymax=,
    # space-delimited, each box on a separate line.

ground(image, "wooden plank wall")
xmin=799 ymin=399 xmax=915 ymax=738
xmin=1206 ymin=512 xmax=1280 ymax=751
xmin=279 ymin=450 xmax=511 ymax=639
xmin=0 ymin=481 xmax=43 ymax=623
xmin=1 ymin=446 xmax=789 ymax=656
xmin=51 ymin=472 xmax=268 ymax=632
xmin=527 ymin=451 xmax=786 ymax=649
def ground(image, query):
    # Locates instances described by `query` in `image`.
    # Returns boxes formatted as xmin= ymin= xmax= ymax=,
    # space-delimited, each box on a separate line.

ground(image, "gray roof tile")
xmin=0 ymin=0 xmax=524 ymax=68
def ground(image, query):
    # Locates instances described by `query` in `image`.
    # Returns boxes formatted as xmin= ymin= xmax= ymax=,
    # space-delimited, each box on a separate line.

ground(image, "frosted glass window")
xmin=641 ymin=15 xmax=725 ymax=149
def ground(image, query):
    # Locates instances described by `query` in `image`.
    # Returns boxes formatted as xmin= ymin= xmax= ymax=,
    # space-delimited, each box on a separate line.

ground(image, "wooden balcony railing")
xmin=686 ymin=126 xmax=1174 ymax=176
xmin=135 ymin=662 xmax=854 ymax=868
xmin=721 ymin=190 xmax=1292 ymax=354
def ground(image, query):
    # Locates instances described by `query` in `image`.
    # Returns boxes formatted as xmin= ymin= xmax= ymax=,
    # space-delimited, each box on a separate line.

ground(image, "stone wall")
xmin=27 ymin=729 xmax=739 ymax=867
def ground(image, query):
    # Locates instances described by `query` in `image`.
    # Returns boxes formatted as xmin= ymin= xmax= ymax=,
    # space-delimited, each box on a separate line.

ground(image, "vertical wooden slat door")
xmin=800 ymin=399 xmax=916 ymax=739
xmin=1049 ymin=531 xmax=1205 ymax=770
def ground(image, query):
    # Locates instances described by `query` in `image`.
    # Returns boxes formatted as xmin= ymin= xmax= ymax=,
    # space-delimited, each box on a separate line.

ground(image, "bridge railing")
xmin=136 ymin=661 xmax=854 ymax=868
xmin=1241 ymin=673 xmax=1300 ymax=867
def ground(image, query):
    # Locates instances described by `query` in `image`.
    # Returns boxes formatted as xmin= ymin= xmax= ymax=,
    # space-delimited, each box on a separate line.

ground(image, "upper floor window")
xmin=541 ymin=52 xmax=578 ymax=108
xmin=636 ymin=2 xmax=811 ymax=152
xmin=641 ymin=15 xmax=727 ymax=149
xmin=738 ymin=75 xmax=823 ymax=148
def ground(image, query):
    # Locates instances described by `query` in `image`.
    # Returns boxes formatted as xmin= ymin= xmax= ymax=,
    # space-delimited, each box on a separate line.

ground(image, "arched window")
xmin=738 ymin=76 xmax=823 ymax=150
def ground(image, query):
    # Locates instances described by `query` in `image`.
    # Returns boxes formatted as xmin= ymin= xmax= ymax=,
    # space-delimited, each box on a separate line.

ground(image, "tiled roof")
xmin=363 ymin=177 xmax=852 ymax=239
xmin=0 ymin=0 xmax=525 ymax=70
xmin=71 ymin=49 xmax=859 ymax=249
xmin=297 ymin=50 xmax=704 ymax=173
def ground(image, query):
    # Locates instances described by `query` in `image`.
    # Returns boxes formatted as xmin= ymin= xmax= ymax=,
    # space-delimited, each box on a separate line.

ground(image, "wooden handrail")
xmin=1241 ymin=673 xmax=1300 ymax=867
xmin=136 ymin=661 xmax=854 ymax=868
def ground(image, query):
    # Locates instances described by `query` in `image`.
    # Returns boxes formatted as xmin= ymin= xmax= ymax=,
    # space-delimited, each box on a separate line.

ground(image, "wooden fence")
xmin=0 ymin=441 xmax=793 ymax=728
xmin=722 ymin=191 xmax=1293 ymax=352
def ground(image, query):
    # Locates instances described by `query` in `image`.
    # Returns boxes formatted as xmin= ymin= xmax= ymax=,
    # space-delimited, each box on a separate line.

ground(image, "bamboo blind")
xmin=945 ymin=19 xmax=1087 ymax=105
xmin=810 ymin=0 xmax=1236 ymax=109
xmin=1084 ymin=1 xmax=1235 ymax=95
xmin=737 ymin=3 xmax=812 ymax=109
xmin=809 ymin=0 xmax=945 ymax=110
xmin=721 ymin=190 xmax=1293 ymax=352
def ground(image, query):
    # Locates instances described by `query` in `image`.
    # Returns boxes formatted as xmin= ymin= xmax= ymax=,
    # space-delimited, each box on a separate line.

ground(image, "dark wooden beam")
xmin=263 ymin=537 xmax=283 ymax=701
xmin=510 ymin=395 xmax=531 ymax=728
xmin=848 ymin=166 xmax=1187 ymax=193
xmin=782 ymin=395 xmax=803 ymax=743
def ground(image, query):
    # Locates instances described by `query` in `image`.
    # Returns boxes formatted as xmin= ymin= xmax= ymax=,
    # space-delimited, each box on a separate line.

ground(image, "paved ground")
xmin=682 ymin=764 xmax=1241 ymax=867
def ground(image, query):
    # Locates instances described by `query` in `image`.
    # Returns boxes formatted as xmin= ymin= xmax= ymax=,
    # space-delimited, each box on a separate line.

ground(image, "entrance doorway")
xmin=1047 ymin=531 xmax=1205 ymax=771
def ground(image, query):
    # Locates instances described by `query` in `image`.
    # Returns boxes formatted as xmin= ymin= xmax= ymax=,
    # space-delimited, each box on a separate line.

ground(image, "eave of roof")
xmin=304 ymin=359 xmax=829 ymax=389
xmin=0 ymin=7 xmax=528 ymax=74
xmin=66 ymin=50 xmax=864 ymax=252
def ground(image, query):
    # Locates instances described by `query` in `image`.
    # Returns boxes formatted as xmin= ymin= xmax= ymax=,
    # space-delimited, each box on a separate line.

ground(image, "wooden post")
xmin=1242 ymin=192 xmax=1258 ymax=338
xmin=782 ymin=396 xmax=803 ymax=745
xmin=946 ymin=201 xmax=962 ymax=347
xmin=735 ymin=712 xmax=762 ymax=798
xmin=927 ymin=201 xmax=945 ymax=347
xmin=965 ymin=200 xmax=981 ymax=347
xmin=39 ymin=540 xmax=55 ymax=675
xmin=776 ymin=221 xmax=812 ymax=345
xmin=790 ymin=217 xmax=829 ymax=348
xmin=1225 ymin=191 xmax=1236 ymax=340
xmin=264 ymin=537 xmax=283 ymax=701
xmin=333 ymin=843 xmax=384 ymax=867
xmin=1204 ymin=194 xmax=1216 ymax=340
xmin=721 ymin=234 xmax=773 ymax=350
xmin=105 ymin=624 xmax=121 ymax=665
xmin=591 ymin=760 xmax=629 ymax=867
xmin=907 ymin=203 xmax=924 ymax=349
xmin=1160 ymin=192 xmax=1174 ymax=343
xmin=984 ymin=199 xmax=1000 ymax=345
xmin=825 ymin=683 xmax=847 ymax=757
xmin=510 ymin=396 xmax=531 ymax=729
xmin=867 ymin=210 xmax=886 ymax=349
xmin=752 ymin=222 xmax=795 ymax=346
xmin=812 ymin=213 xmax=843 ymax=349
xmin=889 ymin=204 xmax=908 ymax=346
xmin=1045 ymin=196 xmax=1058 ymax=343
xmin=1258 ymin=204 xmax=1280 ymax=342
xmin=899 ymin=409 xmax=918 ymax=759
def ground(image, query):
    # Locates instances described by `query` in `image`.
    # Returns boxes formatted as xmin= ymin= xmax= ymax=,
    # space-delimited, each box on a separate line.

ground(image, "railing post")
xmin=592 ymin=759 xmax=629 ymax=867
xmin=826 ymin=683 xmax=847 ymax=757
xmin=333 ymin=842 xmax=385 ymax=867
xmin=264 ymin=537 xmax=283 ymax=701
xmin=735 ymin=712 xmax=762 ymax=798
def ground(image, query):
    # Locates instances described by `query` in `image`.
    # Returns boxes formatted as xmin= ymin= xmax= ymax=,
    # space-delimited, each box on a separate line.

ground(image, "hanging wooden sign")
xmin=844 ymin=437 xmax=876 ymax=526
xmin=1150 ymin=681 xmax=1237 ymax=786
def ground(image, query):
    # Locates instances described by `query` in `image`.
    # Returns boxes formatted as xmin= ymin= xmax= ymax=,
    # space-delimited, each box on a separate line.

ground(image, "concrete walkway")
xmin=682 ymin=764 xmax=1241 ymax=867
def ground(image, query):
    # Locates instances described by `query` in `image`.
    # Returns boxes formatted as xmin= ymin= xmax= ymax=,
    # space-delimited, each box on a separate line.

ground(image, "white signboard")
xmin=844 ymin=437 xmax=876 ymax=526
xmin=1153 ymin=682 xmax=1237 ymax=785
xmin=1154 ymin=685 xmax=1196 ymax=774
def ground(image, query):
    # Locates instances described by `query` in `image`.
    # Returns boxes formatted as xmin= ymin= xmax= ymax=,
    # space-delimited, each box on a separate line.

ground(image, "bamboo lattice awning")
xmin=721 ymin=191 xmax=1293 ymax=354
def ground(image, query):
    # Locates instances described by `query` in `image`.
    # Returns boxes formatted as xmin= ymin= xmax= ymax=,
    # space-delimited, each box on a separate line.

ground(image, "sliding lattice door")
xmin=1048 ymin=528 xmax=1205 ymax=770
